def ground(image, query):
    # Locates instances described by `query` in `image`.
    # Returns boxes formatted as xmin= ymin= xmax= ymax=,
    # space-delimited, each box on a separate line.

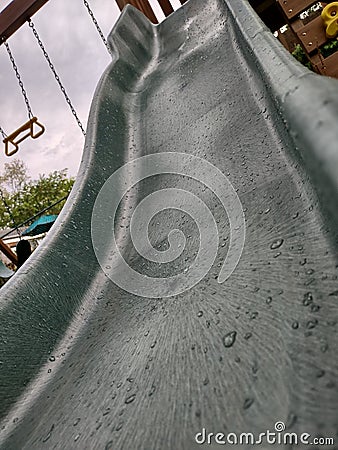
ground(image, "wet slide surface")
xmin=1 ymin=0 xmax=338 ymax=449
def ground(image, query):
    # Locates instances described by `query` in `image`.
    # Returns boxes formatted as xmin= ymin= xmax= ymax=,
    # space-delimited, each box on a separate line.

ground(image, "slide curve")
xmin=1 ymin=0 xmax=338 ymax=448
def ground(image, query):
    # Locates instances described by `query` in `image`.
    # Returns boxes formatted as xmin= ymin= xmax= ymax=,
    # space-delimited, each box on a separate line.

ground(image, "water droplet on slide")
xmin=125 ymin=394 xmax=136 ymax=404
xmin=223 ymin=331 xmax=237 ymax=348
xmin=270 ymin=239 xmax=284 ymax=250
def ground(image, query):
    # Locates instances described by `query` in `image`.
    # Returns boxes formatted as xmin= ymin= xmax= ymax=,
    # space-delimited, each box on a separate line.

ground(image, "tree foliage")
xmin=291 ymin=44 xmax=314 ymax=71
xmin=0 ymin=159 xmax=75 ymax=229
xmin=0 ymin=158 xmax=30 ymax=194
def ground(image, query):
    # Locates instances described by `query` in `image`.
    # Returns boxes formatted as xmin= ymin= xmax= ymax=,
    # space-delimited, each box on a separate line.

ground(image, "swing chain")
xmin=28 ymin=20 xmax=86 ymax=136
xmin=82 ymin=0 xmax=112 ymax=56
xmin=0 ymin=126 xmax=7 ymax=140
xmin=4 ymin=42 xmax=34 ymax=119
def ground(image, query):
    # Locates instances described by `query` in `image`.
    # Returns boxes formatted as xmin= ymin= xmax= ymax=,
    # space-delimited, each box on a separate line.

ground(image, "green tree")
xmin=0 ymin=158 xmax=30 ymax=194
xmin=0 ymin=163 xmax=75 ymax=229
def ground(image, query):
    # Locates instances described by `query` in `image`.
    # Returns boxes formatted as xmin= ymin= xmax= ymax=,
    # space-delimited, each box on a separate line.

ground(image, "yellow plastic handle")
xmin=3 ymin=117 xmax=45 ymax=156
xmin=321 ymin=2 xmax=338 ymax=39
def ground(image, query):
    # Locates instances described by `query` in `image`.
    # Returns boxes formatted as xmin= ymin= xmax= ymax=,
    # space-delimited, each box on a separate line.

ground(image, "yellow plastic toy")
xmin=321 ymin=2 xmax=338 ymax=39
xmin=3 ymin=117 xmax=45 ymax=157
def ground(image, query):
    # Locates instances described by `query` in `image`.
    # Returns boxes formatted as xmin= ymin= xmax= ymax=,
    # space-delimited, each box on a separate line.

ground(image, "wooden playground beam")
xmin=115 ymin=0 xmax=158 ymax=23
xmin=158 ymin=0 xmax=174 ymax=17
xmin=116 ymin=0 xmax=188 ymax=23
xmin=0 ymin=0 xmax=49 ymax=43
xmin=0 ymin=239 xmax=18 ymax=266
xmin=0 ymin=0 xmax=188 ymax=42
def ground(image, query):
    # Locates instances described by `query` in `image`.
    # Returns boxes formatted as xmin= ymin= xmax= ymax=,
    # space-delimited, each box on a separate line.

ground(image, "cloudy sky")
xmin=0 ymin=0 xmax=181 ymax=179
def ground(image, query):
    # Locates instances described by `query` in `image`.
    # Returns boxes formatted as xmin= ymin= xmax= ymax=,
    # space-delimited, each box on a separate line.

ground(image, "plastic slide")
xmin=1 ymin=0 xmax=338 ymax=448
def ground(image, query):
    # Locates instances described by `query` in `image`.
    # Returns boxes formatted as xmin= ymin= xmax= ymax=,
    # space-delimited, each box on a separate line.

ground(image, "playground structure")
xmin=0 ymin=0 xmax=105 ymax=265
xmin=116 ymin=0 xmax=338 ymax=79
xmin=277 ymin=0 xmax=338 ymax=78
xmin=0 ymin=0 xmax=95 ymax=158
xmin=0 ymin=0 xmax=337 ymax=160
xmin=0 ymin=0 xmax=338 ymax=449
xmin=115 ymin=0 xmax=187 ymax=23
xmin=1 ymin=0 xmax=337 ymax=265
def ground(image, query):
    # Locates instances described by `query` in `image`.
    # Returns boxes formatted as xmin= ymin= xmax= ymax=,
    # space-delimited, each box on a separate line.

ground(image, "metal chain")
xmin=82 ymin=0 xmax=112 ymax=56
xmin=4 ymin=42 xmax=34 ymax=119
xmin=28 ymin=20 xmax=86 ymax=136
xmin=0 ymin=126 xmax=7 ymax=140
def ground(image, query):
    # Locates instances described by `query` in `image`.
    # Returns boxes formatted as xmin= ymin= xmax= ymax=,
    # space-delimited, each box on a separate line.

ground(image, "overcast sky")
xmin=0 ymin=0 xmax=181 ymax=179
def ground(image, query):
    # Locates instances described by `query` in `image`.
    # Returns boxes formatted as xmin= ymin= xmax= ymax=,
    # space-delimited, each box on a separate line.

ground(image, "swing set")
xmin=0 ymin=0 xmax=111 ymax=157
xmin=0 ymin=0 xmax=112 ymax=266
xmin=0 ymin=0 xmax=188 ymax=158
xmin=0 ymin=0 xmax=186 ymax=264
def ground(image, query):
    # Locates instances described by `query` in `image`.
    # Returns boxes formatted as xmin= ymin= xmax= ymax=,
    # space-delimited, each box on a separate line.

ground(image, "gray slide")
xmin=1 ymin=0 xmax=338 ymax=448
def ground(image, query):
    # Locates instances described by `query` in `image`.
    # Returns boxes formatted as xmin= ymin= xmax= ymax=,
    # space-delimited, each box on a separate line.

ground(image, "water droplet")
xmin=103 ymin=408 xmax=111 ymax=416
xmin=49 ymin=356 xmax=55 ymax=362
xmin=270 ymin=238 xmax=284 ymax=250
xmin=252 ymin=361 xmax=258 ymax=374
xmin=223 ymin=331 xmax=237 ymax=348
xmin=125 ymin=394 xmax=136 ymax=404
xmin=329 ymin=290 xmax=338 ymax=296
xmin=266 ymin=296 xmax=272 ymax=304
xmin=243 ymin=398 xmax=254 ymax=409
xmin=291 ymin=321 xmax=299 ymax=329
xmin=197 ymin=311 xmax=203 ymax=318
xmin=306 ymin=319 xmax=318 ymax=329
xmin=73 ymin=418 xmax=81 ymax=426
xmin=311 ymin=304 xmax=320 ymax=312
xmin=303 ymin=292 xmax=313 ymax=306
xmin=149 ymin=385 xmax=156 ymax=397
xmin=116 ymin=422 xmax=124 ymax=431
xmin=316 ymin=369 xmax=325 ymax=378
xmin=244 ymin=332 xmax=252 ymax=340
xmin=42 ymin=424 xmax=54 ymax=443
xmin=321 ymin=342 xmax=328 ymax=352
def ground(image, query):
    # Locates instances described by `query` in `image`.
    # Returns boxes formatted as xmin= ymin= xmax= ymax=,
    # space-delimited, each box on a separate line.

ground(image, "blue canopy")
xmin=22 ymin=215 xmax=58 ymax=237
